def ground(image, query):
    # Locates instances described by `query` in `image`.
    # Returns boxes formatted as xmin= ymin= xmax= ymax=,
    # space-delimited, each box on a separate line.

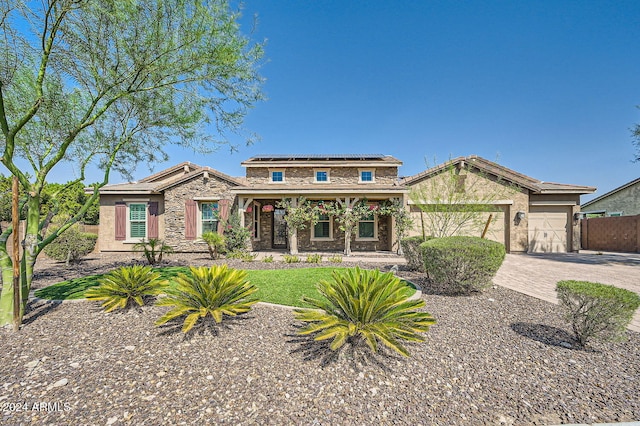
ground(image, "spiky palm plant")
xmin=202 ymin=231 xmax=226 ymax=259
xmin=155 ymin=265 xmax=259 ymax=333
xmin=133 ymin=238 xmax=174 ymax=265
xmin=85 ymin=265 xmax=168 ymax=312
xmin=294 ymin=267 xmax=436 ymax=357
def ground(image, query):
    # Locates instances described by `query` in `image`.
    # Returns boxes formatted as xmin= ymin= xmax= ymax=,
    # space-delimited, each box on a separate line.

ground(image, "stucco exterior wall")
xmin=163 ymin=174 xmax=237 ymax=252
xmin=582 ymin=183 xmax=640 ymax=216
xmin=98 ymin=194 xmax=165 ymax=252
xmin=404 ymin=168 xmax=530 ymax=252
xmin=245 ymin=166 xmax=398 ymax=185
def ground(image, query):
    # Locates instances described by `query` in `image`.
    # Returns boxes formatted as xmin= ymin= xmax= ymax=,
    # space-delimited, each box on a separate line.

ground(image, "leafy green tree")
xmin=276 ymin=197 xmax=318 ymax=255
xmin=409 ymin=158 xmax=517 ymax=238
xmin=323 ymin=199 xmax=373 ymax=256
xmin=0 ymin=0 xmax=264 ymax=326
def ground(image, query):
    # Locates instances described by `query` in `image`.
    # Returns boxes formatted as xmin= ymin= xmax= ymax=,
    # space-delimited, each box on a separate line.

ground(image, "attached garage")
xmin=528 ymin=205 xmax=571 ymax=253
xmin=401 ymin=156 xmax=595 ymax=253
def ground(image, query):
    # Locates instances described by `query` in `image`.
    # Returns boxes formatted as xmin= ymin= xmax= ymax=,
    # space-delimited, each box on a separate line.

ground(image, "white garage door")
xmin=528 ymin=206 xmax=569 ymax=253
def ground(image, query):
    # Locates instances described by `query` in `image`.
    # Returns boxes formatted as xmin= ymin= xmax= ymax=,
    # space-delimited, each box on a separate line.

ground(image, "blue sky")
xmin=60 ymin=1 xmax=640 ymax=202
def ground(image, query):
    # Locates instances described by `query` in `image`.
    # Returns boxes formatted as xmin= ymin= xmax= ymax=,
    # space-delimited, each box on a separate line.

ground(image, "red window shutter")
xmin=115 ymin=202 xmax=126 ymax=241
xmin=185 ymin=199 xmax=197 ymax=240
xmin=148 ymin=202 xmax=159 ymax=239
xmin=218 ymin=199 xmax=230 ymax=235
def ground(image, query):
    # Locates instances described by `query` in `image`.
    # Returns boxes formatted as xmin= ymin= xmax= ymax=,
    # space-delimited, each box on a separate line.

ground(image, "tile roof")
xmin=400 ymin=155 xmax=596 ymax=195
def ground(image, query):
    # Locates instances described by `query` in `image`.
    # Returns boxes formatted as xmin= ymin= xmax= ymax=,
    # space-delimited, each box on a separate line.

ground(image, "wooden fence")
xmin=581 ymin=215 xmax=640 ymax=253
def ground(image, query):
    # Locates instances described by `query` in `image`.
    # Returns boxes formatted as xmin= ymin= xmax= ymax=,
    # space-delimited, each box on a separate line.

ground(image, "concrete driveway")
xmin=493 ymin=251 xmax=640 ymax=332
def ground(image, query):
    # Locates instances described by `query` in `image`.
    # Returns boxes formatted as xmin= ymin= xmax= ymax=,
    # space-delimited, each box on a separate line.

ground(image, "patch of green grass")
xmin=34 ymin=266 xmax=416 ymax=308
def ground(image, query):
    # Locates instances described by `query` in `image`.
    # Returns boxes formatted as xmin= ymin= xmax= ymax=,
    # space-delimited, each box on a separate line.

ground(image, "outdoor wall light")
xmin=516 ymin=211 xmax=526 ymax=220
xmin=573 ymin=212 xmax=582 ymax=221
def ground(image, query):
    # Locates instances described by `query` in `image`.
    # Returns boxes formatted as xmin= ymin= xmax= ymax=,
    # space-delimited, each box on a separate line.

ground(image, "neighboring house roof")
xmin=100 ymin=164 xmax=244 ymax=195
xmin=138 ymin=162 xmax=199 ymax=183
xmin=581 ymin=177 xmax=640 ymax=209
xmin=242 ymin=154 xmax=403 ymax=167
xmin=400 ymin=155 xmax=596 ymax=195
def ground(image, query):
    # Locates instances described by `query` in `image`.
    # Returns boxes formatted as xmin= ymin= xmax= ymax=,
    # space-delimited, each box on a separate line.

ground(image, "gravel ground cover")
xmin=1 ymin=253 xmax=639 ymax=425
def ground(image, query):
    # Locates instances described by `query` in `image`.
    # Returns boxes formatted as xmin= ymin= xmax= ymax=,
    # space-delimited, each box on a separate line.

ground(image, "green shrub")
xmin=202 ymin=231 xmax=225 ymax=260
xmin=422 ymin=236 xmax=505 ymax=294
xmin=294 ymin=267 xmax=435 ymax=357
xmin=556 ymin=280 xmax=640 ymax=347
xmin=400 ymin=236 xmax=432 ymax=271
xmin=223 ymin=212 xmax=251 ymax=253
xmin=262 ymin=255 xmax=274 ymax=263
xmin=43 ymin=225 xmax=97 ymax=265
xmin=133 ymin=238 xmax=174 ymax=265
xmin=283 ymin=254 xmax=300 ymax=263
xmin=155 ymin=265 xmax=259 ymax=333
xmin=85 ymin=265 xmax=167 ymax=312
xmin=305 ymin=254 xmax=322 ymax=263
xmin=327 ymin=255 xmax=343 ymax=263
xmin=226 ymin=250 xmax=257 ymax=261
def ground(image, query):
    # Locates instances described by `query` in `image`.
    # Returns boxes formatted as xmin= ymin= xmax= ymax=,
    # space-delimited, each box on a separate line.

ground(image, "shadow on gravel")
xmin=156 ymin=314 xmax=254 ymax=339
xmin=286 ymin=324 xmax=401 ymax=370
xmin=510 ymin=322 xmax=588 ymax=351
xmin=22 ymin=299 xmax=63 ymax=325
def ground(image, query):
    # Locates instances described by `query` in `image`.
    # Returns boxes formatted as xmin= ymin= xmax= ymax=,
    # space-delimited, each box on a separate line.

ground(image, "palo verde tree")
xmin=409 ymin=157 xmax=518 ymax=239
xmin=0 ymin=0 xmax=264 ymax=327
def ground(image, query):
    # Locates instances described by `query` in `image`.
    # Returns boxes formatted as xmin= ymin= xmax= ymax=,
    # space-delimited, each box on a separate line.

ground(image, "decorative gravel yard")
xmin=1 ymin=252 xmax=638 ymax=425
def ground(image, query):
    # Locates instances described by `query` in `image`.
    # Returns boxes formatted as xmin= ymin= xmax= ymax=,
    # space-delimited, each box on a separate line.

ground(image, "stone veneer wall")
xmin=163 ymin=174 xmax=236 ymax=252
xmin=247 ymin=199 xmax=391 ymax=252
xmin=246 ymin=166 xmax=398 ymax=185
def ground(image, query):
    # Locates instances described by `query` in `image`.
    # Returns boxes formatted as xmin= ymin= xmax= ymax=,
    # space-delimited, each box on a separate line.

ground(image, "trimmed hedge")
xmin=43 ymin=225 xmax=97 ymax=264
xmin=421 ymin=236 xmax=506 ymax=294
xmin=400 ymin=236 xmax=433 ymax=271
xmin=556 ymin=280 xmax=640 ymax=347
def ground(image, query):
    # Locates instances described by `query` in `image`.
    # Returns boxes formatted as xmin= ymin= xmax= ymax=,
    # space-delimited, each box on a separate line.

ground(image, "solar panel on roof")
xmin=248 ymin=154 xmax=387 ymax=161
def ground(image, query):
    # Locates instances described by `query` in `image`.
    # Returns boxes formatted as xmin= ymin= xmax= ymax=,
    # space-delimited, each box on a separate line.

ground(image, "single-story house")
xmin=96 ymin=154 xmax=596 ymax=254
xmin=580 ymin=177 xmax=640 ymax=217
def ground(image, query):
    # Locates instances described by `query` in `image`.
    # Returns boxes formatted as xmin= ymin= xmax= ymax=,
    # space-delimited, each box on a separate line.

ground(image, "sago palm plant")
xmin=294 ymin=267 xmax=436 ymax=357
xmin=155 ymin=265 xmax=259 ymax=333
xmin=85 ymin=265 xmax=168 ymax=312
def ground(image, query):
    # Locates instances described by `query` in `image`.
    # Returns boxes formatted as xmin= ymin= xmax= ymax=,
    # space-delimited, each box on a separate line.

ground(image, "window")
xmin=357 ymin=208 xmax=377 ymax=240
xmin=314 ymin=169 xmax=330 ymax=183
xmin=129 ymin=203 xmax=147 ymax=239
xmin=200 ymin=202 xmax=219 ymax=234
xmin=359 ymin=169 xmax=375 ymax=183
xmin=270 ymin=169 xmax=285 ymax=182
xmin=313 ymin=213 xmax=332 ymax=239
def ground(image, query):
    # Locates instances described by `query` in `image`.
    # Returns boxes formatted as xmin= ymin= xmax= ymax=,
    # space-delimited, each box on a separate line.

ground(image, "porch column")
xmin=238 ymin=197 xmax=253 ymax=228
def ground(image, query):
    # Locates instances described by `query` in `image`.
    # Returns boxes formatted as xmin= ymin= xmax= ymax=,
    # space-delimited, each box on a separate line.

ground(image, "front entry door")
xmin=272 ymin=208 xmax=288 ymax=249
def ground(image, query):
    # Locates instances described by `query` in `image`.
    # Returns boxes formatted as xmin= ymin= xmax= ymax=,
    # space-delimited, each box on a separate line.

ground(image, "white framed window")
xmin=358 ymin=169 xmax=375 ymax=183
xmin=269 ymin=169 xmax=285 ymax=183
xmin=128 ymin=203 xmax=147 ymax=241
xmin=314 ymin=168 xmax=330 ymax=183
xmin=356 ymin=207 xmax=378 ymax=241
xmin=312 ymin=212 xmax=333 ymax=240
xmin=199 ymin=201 xmax=219 ymax=236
